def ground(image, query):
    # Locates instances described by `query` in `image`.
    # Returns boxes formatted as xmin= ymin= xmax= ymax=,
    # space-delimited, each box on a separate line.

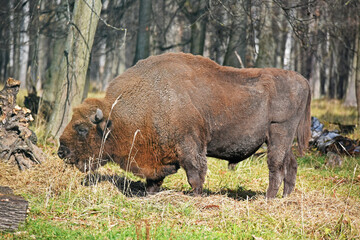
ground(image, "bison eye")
xmin=75 ymin=125 xmax=89 ymax=138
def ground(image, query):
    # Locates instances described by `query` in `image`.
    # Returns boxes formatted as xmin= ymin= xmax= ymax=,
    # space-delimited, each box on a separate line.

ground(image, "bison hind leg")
xmin=283 ymin=151 xmax=297 ymax=197
xmin=266 ymin=122 xmax=298 ymax=199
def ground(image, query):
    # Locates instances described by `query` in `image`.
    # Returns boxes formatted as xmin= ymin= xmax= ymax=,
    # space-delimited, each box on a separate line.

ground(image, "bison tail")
xmin=296 ymin=90 xmax=311 ymax=156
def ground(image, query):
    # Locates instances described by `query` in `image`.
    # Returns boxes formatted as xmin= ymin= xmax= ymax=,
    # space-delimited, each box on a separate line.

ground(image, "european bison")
xmin=58 ymin=53 xmax=311 ymax=198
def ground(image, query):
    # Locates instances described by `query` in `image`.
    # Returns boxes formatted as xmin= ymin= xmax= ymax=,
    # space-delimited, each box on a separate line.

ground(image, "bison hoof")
xmin=228 ymin=163 xmax=237 ymax=170
xmin=146 ymin=178 xmax=163 ymax=195
xmin=188 ymin=187 xmax=203 ymax=196
xmin=82 ymin=173 xmax=101 ymax=186
xmin=146 ymin=186 xmax=161 ymax=195
xmin=265 ymin=193 xmax=277 ymax=200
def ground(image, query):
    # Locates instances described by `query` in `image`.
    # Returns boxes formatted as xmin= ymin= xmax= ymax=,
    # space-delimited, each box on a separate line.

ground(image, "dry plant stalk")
xmin=0 ymin=78 xmax=45 ymax=170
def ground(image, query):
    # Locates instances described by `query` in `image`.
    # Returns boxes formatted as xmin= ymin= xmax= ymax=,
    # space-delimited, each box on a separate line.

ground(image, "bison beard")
xmin=58 ymin=53 xmax=311 ymax=198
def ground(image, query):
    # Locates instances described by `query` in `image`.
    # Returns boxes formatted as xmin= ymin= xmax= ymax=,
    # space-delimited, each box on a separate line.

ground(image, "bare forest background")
xmin=0 ymin=0 xmax=359 ymax=139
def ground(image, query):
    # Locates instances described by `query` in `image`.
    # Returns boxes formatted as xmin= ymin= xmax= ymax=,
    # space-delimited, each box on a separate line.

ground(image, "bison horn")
xmin=90 ymin=108 xmax=103 ymax=124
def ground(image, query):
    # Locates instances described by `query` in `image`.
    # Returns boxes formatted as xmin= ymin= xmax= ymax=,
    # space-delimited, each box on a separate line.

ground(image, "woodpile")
xmin=0 ymin=78 xmax=45 ymax=170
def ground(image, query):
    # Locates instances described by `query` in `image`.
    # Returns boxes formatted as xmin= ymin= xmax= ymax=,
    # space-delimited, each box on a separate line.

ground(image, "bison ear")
xmin=90 ymin=108 xmax=103 ymax=124
xmin=97 ymin=120 xmax=112 ymax=135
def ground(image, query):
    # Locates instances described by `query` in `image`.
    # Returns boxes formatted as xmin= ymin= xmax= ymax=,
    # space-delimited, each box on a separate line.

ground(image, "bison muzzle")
xmin=58 ymin=53 xmax=311 ymax=198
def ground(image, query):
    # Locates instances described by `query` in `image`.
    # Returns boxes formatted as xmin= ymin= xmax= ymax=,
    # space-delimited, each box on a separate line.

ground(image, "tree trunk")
xmin=356 ymin=22 xmax=360 ymax=124
xmin=3 ymin=47 xmax=10 ymax=83
xmin=245 ymin=0 xmax=255 ymax=67
xmin=272 ymin=7 xmax=287 ymax=69
xmin=344 ymin=25 xmax=359 ymax=106
xmin=37 ymin=37 xmax=65 ymax=123
xmin=133 ymin=0 xmax=152 ymax=64
xmin=223 ymin=3 xmax=247 ymax=68
xmin=190 ymin=16 xmax=207 ymax=55
xmin=179 ymin=0 xmax=207 ymax=56
xmin=26 ymin=0 xmax=40 ymax=96
xmin=46 ymin=0 xmax=102 ymax=139
xmin=101 ymin=36 xmax=117 ymax=90
xmin=82 ymin=65 xmax=91 ymax=101
xmin=328 ymin=41 xmax=338 ymax=99
xmin=308 ymin=10 xmax=321 ymax=99
xmin=11 ymin=2 xmax=21 ymax=82
xmin=337 ymin=41 xmax=351 ymax=99
xmin=310 ymin=49 xmax=321 ymax=99
xmin=255 ymin=2 xmax=275 ymax=67
xmin=36 ymin=0 xmax=66 ymax=122
xmin=116 ymin=40 xmax=126 ymax=76
xmin=320 ymin=33 xmax=330 ymax=96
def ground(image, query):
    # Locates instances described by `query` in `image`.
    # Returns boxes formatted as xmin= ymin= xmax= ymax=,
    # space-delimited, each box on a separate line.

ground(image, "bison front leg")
xmin=182 ymin=152 xmax=207 ymax=195
xmin=266 ymin=123 xmax=297 ymax=199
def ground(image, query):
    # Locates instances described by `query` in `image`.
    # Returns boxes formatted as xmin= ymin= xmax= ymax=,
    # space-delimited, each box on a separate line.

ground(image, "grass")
xmin=0 ymin=98 xmax=359 ymax=239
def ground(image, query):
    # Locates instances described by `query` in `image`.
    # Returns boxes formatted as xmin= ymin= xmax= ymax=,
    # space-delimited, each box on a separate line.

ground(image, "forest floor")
xmin=0 ymin=95 xmax=359 ymax=239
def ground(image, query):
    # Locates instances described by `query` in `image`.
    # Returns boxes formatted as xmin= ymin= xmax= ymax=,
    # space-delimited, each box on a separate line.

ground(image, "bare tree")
xmin=179 ymin=0 xmax=208 ymax=55
xmin=356 ymin=22 xmax=360 ymax=124
xmin=46 ymin=0 xmax=102 ymax=139
xmin=133 ymin=0 xmax=152 ymax=64
xmin=255 ymin=1 xmax=276 ymax=67
xmin=345 ymin=22 xmax=359 ymax=107
xmin=222 ymin=1 xmax=248 ymax=68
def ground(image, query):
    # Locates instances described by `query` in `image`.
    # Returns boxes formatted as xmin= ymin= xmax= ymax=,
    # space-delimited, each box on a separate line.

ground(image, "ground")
xmin=0 ymin=97 xmax=359 ymax=239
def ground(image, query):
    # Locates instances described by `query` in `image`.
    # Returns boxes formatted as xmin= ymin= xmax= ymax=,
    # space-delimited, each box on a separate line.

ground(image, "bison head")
xmin=58 ymin=102 xmax=112 ymax=173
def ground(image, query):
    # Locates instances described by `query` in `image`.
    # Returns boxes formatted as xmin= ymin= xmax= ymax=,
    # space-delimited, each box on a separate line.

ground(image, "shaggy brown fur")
xmin=58 ymin=53 xmax=311 ymax=198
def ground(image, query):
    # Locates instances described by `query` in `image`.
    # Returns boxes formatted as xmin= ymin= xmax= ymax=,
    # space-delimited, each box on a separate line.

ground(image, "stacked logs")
xmin=0 ymin=78 xmax=45 ymax=170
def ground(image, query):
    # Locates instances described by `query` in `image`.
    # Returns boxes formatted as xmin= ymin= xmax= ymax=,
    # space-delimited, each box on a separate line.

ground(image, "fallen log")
xmin=0 ymin=78 xmax=45 ymax=170
xmin=0 ymin=186 xmax=28 ymax=231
